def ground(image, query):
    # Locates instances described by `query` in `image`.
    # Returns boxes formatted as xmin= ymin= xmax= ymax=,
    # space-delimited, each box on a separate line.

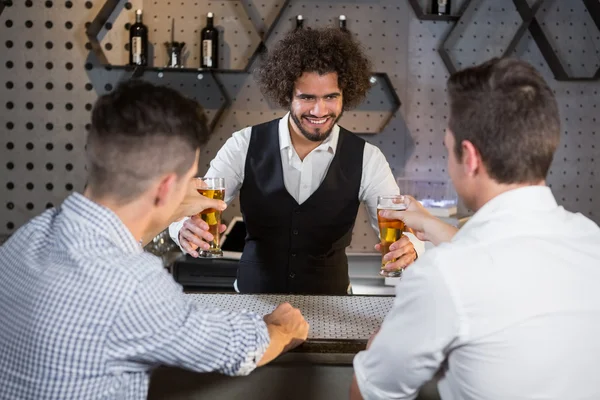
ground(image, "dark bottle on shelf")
xmin=431 ymin=0 xmax=451 ymax=16
xmin=129 ymin=9 xmax=148 ymax=66
xmin=295 ymin=15 xmax=303 ymax=29
xmin=339 ymin=15 xmax=348 ymax=32
xmin=201 ymin=12 xmax=219 ymax=69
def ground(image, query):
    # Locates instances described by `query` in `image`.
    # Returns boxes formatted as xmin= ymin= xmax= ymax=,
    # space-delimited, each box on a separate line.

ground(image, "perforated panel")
xmin=187 ymin=293 xmax=394 ymax=339
xmin=1 ymin=0 xmax=599 ymax=251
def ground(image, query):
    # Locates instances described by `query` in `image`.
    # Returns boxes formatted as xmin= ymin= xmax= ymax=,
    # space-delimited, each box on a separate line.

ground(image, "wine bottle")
xmin=432 ymin=0 xmax=451 ymax=15
xmin=339 ymin=15 xmax=347 ymax=32
xmin=201 ymin=12 xmax=218 ymax=69
xmin=296 ymin=15 xmax=303 ymax=29
xmin=129 ymin=9 xmax=148 ymax=66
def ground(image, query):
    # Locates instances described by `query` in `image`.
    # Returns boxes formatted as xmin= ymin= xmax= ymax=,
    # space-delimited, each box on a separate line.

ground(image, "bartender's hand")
xmin=375 ymin=235 xmax=417 ymax=272
xmin=174 ymin=178 xmax=227 ymax=257
xmin=258 ymin=303 xmax=309 ymax=366
xmin=377 ymin=195 xmax=458 ymax=247
xmin=179 ymin=216 xmax=227 ymax=258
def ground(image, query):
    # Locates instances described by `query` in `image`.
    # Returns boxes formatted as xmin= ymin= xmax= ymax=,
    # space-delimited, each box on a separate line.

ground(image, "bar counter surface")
xmin=185 ymin=293 xmax=394 ymax=352
xmin=147 ymin=293 xmax=394 ymax=399
xmin=148 ymin=293 xmax=441 ymax=399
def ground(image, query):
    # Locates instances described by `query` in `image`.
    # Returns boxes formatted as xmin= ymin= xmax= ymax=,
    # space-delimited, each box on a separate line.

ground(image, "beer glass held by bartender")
xmin=168 ymin=27 xmax=425 ymax=295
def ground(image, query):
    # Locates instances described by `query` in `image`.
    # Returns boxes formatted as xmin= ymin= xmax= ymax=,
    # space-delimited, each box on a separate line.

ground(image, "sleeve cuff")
xmin=353 ymin=351 xmax=382 ymax=400
xmin=405 ymin=231 xmax=425 ymax=258
xmin=232 ymin=314 xmax=270 ymax=376
xmin=353 ymin=351 xmax=418 ymax=400
xmin=168 ymin=218 xmax=188 ymax=249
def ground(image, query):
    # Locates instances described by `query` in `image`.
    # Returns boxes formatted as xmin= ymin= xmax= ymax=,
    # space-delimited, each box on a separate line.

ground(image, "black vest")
xmin=238 ymin=119 xmax=365 ymax=294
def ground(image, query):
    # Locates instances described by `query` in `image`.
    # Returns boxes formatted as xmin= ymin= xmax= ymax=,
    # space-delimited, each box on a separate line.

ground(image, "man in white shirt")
xmin=169 ymin=27 xmax=423 ymax=294
xmin=350 ymin=57 xmax=600 ymax=399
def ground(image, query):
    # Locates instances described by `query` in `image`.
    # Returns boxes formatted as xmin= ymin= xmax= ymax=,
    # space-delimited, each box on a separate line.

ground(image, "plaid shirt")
xmin=0 ymin=193 xmax=269 ymax=400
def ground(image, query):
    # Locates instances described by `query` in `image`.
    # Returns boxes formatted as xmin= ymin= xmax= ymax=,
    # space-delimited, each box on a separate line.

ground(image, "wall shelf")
xmin=438 ymin=0 xmax=540 ymax=75
xmin=513 ymin=0 xmax=600 ymax=81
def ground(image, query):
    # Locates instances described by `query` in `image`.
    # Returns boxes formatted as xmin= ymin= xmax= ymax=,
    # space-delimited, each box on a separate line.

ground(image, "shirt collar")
xmin=453 ymin=185 xmax=558 ymax=241
xmin=278 ymin=112 xmax=340 ymax=155
xmin=61 ymin=192 xmax=143 ymax=254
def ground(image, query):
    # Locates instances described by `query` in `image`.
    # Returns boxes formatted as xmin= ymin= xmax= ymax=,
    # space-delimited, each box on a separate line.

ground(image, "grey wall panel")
xmin=1 ymin=0 xmax=599 ymax=252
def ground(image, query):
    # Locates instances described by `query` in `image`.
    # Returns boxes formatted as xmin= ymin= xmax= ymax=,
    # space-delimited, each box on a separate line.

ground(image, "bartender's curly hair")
xmin=255 ymin=27 xmax=372 ymax=110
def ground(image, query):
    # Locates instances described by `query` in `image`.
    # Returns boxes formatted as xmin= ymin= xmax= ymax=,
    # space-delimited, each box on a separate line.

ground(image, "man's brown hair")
xmin=86 ymin=80 xmax=210 ymax=203
xmin=447 ymin=57 xmax=561 ymax=183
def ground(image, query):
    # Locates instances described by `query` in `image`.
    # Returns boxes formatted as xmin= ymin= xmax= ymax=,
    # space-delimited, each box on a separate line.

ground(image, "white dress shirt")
xmin=353 ymin=186 xmax=600 ymax=400
xmin=169 ymin=113 xmax=424 ymax=255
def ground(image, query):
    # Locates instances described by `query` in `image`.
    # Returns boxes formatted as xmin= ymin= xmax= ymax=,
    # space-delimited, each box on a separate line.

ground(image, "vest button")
xmin=294 ymin=210 xmax=301 ymax=215
xmin=289 ymin=272 xmax=295 ymax=278
xmin=292 ymin=229 xmax=299 ymax=235
xmin=291 ymin=253 xmax=297 ymax=257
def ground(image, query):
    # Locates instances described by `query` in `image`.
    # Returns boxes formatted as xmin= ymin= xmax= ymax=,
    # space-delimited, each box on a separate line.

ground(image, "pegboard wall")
xmin=1 ymin=0 xmax=599 ymax=252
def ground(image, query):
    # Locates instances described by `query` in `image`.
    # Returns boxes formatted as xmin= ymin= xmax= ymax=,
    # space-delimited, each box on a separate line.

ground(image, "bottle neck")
xmin=136 ymin=13 xmax=142 ymax=24
xmin=207 ymin=17 xmax=213 ymax=28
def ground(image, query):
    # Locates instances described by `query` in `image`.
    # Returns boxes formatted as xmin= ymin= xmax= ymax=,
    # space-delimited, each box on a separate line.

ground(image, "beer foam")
xmin=377 ymin=204 xmax=407 ymax=211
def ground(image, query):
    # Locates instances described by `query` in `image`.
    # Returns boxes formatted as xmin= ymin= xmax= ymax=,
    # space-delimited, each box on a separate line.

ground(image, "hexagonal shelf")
xmin=338 ymin=73 xmax=401 ymax=135
xmin=438 ymin=0 xmax=540 ymax=74
xmin=86 ymin=0 xmax=290 ymax=72
xmin=514 ymin=0 xmax=600 ymax=81
xmin=86 ymin=0 xmax=293 ymax=132
xmin=0 ymin=0 xmax=10 ymax=16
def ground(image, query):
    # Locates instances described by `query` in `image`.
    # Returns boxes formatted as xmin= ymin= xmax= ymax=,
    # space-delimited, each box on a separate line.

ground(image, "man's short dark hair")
xmin=86 ymin=80 xmax=210 ymax=203
xmin=447 ymin=57 xmax=561 ymax=184
xmin=255 ymin=27 xmax=372 ymax=110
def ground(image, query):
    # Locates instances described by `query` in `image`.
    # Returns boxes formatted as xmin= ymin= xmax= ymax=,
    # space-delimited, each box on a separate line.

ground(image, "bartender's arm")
xmin=360 ymin=144 xmax=425 ymax=266
xmin=349 ymin=256 xmax=459 ymax=399
xmin=168 ymin=127 xmax=251 ymax=256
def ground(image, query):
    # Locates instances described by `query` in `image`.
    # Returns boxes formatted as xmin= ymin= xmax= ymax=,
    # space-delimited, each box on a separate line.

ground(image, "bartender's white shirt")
xmin=169 ymin=113 xmax=423 ymax=254
xmin=353 ymin=186 xmax=600 ymax=400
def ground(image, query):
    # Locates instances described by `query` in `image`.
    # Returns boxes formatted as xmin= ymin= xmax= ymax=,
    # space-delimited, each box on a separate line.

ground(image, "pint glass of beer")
xmin=377 ymin=195 xmax=407 ymax=277
xmin=195 ymin=177 xmax=225 ymax=257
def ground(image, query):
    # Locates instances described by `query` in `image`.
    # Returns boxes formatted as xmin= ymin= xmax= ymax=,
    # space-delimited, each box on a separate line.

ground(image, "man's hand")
xmin=173 ymin=178 xmax=227 ymax=222
xmin=180 ymin=216 xmax=227 ymax=258
xmin=142 ymin=178 xmax=227 ymax=247
xmin=258 ymin=303 xmax=309 ymax=366
xmin=374 ymin=235 xmax=418 ymax=272
xmin=377 ymin=195 xmax=458 ymax=247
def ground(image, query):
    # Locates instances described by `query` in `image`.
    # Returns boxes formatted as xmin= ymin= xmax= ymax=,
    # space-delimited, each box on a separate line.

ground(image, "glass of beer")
xmin=377 ymin=195 xmax=407 ymax=277
xmin=195 ymin=177 xmax=225 ymax=258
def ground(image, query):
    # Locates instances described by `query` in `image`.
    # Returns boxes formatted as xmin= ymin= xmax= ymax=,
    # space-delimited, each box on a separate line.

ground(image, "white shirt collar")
xmin=278 ymin=112 xmax=339 ymax=155
xmin=453 ymin=185 xmax=557 ymax=241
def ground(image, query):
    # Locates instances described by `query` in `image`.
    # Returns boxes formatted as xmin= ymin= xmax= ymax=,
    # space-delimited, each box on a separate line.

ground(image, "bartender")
xmin=169 ymin=27 xmax=423 ymax=294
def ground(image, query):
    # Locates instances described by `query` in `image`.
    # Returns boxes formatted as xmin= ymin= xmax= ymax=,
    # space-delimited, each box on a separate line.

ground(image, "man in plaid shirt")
xmin=0 ymin=81 xmax=309 ymax=399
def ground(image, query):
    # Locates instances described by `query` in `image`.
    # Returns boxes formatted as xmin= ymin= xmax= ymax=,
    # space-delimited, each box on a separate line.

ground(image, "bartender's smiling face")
xmin=289 ymin=71 xmax=343 ymax=142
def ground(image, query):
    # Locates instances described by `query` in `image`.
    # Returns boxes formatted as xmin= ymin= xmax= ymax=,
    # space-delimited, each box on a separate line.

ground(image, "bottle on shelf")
xmin=431 ymin=0 xmax=451 ymax=16
xmin=201 ymin=12 xmax=219 ymax=69
xmin=295 ymin=15 xmax=304 ymax=30
xmin=129 ymin=9 xmax=148 ymax=66
xmin=339 ymin=15 xmax=348 ymax=32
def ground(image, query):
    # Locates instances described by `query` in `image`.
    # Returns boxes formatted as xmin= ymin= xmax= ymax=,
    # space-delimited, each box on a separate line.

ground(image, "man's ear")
xmin=461 ymin=140 xmax=483 ymax=178
xmin=154 ymin=173 xmax=178 ymax=207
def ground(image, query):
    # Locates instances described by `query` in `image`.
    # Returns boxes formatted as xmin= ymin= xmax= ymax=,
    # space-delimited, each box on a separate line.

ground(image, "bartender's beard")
xmin=290 ymin=110 xmax=342 ymax=142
